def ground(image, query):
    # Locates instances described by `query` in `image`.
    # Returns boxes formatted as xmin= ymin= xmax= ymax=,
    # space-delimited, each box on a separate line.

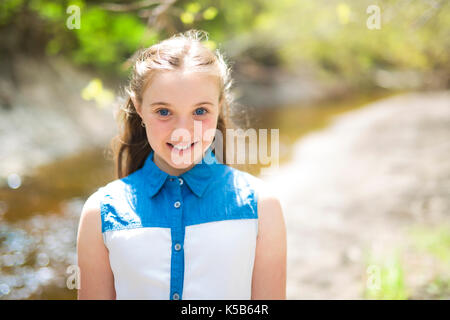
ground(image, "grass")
xmin=362 ymin=224 xmax=450 ymax=300
xmin=363 ymin=248 xmax=409 ymax=300
xmin=408 ymin=224 xmax=450 ymax=266
xmin=407 ymin=223 xmax=450 ymax=299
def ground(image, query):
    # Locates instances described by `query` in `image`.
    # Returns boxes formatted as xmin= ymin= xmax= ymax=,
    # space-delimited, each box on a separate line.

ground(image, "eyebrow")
xmin=150 ymin=101 xmax=214 ymax=107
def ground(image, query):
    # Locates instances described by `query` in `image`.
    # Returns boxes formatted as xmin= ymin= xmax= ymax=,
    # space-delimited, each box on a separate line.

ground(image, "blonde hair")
xmin=110 ymin=29 xmax=236 ymax=179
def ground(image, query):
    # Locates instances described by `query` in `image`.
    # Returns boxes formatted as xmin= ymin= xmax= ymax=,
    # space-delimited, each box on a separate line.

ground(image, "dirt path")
xmin=261 ymin=91 xmax=450 ymax=299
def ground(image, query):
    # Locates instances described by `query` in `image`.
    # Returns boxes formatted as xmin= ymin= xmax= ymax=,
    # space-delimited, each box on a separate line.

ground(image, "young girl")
xmin=77 ymin=29 xmax=286 ymax=300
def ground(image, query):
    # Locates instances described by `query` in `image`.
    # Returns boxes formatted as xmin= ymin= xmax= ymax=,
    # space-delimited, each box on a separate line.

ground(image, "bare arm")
xmin=76 ymin=196 xmax=116 ymax=299
xmin=251 ymin=186 xmax=287 ymax=299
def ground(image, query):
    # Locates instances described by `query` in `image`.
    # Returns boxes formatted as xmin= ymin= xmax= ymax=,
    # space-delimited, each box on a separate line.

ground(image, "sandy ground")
xmin=261 ymin=91 xmax=450 ymax=299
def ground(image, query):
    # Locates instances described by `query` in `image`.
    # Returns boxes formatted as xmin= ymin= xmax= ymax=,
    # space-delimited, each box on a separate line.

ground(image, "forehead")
xmin=142 ymin=70 xmax=220 ymax=104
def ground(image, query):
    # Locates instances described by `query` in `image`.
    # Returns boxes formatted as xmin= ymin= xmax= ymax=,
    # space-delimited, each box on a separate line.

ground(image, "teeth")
xmin=173 ymin=143 xmax=191 ymax=150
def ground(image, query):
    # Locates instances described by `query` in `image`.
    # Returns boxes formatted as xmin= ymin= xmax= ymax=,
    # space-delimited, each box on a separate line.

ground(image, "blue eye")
xmin=195 ymin=107 xmax=207 ymax=115
xmin=157 ymin=109 xmax=170 ymax=116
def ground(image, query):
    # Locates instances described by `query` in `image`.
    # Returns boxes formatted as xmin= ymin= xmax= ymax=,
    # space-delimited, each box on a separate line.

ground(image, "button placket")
xmin=169 ymin=177 xmax=185 ymax=300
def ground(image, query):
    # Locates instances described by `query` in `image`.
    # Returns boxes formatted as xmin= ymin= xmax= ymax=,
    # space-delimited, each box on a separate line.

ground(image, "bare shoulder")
xmin=77 ymin=189 xmax=106 ymax=256
xmin=77 ymin=189 xmax=115 ymax=299
xmin=256 ymin=179 xmax=284 ymax=220
xmin=251 ymin=179 xmax=287 ymax=299
xmin=253 ymin=179 xmax=286 ymax=250
xmin=81 ymin=191 xmax=102 ymax=216
xmin=77 ymin=190 xmax=103 ymax=239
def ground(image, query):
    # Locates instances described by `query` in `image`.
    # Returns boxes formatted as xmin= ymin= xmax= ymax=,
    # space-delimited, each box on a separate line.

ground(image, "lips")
xmin=167 ymin=141 xmax=198 ymax=152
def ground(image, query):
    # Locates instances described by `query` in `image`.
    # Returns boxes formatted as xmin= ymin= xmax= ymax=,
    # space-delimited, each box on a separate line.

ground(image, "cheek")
xmin=200 ymin=117 xmax=218 ymax=142
xmin=146 ymin=120 xmax=171 ymax=144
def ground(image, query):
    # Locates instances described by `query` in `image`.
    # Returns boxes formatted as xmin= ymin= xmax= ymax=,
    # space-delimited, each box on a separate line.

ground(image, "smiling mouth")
xmin=167 ymin=141 xmax=198 ymax=152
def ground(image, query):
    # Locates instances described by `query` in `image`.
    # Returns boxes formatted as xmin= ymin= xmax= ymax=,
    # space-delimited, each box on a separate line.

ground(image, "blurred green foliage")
xmin=0 ymin=0 xmax=449 ymax=84
xmin=423 ymin=276 xmax=450 ymax=299
xmin=410 ymin=224 xmax=450 ymax=266
xmin=409 ymin=224 xmax=450 ymax=299
xmin=362 ymin=224 xmax=450 ymax=300
xmin=364 ymin=249 xmax=409 ymax=300
xmin=262 ymin=0 xmax=449 ymax=84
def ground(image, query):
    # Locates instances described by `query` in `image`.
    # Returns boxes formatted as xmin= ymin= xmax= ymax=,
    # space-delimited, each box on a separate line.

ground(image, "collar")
xmin=142 ymin=147 xmax=219 ymax=198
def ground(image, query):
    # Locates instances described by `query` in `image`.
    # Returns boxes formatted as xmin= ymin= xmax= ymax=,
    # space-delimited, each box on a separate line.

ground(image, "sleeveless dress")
xmin=82 ymin=147 xmax=262 ymax=300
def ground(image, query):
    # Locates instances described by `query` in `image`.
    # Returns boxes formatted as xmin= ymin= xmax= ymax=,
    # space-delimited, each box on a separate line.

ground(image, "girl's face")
xmin=135 ymin=70 xmax=222 ymax=176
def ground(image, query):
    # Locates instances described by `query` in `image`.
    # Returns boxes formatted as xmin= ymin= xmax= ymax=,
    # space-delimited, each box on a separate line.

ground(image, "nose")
xmin=175 ymin=115 xmax=193 ymax=131
xmin=171 ymin=116 xmax=194 ymax=143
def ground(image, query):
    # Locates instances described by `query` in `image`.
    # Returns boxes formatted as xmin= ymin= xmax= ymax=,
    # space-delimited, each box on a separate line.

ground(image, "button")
xmin=172 ymin=292 xmax=180 ymax=300
xmin=178 ymin=178 xmax=183 ymax=185
xmin=174 ymin=201 xmax=181 ymax=208
xmin=174 ymin=243 xmax=182 ymax=251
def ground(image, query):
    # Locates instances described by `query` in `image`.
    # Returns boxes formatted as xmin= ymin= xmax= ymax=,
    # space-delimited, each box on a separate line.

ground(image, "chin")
xmin=165 ymin=142 xmax=208 ymax=168
xmin=167 ymin=157 xmax=194 ymax=169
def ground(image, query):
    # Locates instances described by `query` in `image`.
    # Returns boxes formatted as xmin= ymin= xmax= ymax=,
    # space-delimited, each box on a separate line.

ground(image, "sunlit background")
xmin=0 ymin=0 xmax=449 ymax=300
